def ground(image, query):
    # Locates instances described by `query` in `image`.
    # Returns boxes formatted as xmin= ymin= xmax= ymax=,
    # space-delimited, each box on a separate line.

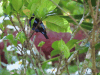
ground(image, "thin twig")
xmin=88 ymin=0 xmax=97 ymax=25
xmin=76 ymin=55 xmax=80 ymax=75
xmin=83 ymin=0 xmax=86 ymax=17
xmin=17 ymin=14 xmax=27 ymax=36
xmin=80 ymin=47 xmax=92 ymax=74
xmin=95 ymin=0 xmax=99 ymax=21
xmin=31 ymin=49 xmax=45 ymax=75
xmin=9 ymin=17 xmax=19 ymax=33
xmin=65 ymin=59 xmax=70 ymax=75
xmin=17 ymin=45 xmax=24 ymax=55
xmin=28 ymin=55 xmax=39 ymax=75
xmin=56 ymin=55 xmax=62 ymax=75
xmin=60 ymin=51 xmax=79 ymax=74
xmin=70 ymin=12 xmax=90 ymax=40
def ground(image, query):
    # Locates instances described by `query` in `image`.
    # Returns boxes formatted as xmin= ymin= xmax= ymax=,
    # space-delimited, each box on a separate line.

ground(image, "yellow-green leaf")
xmin=44 ymin=16 xmax=71 ymax=33
xmin=11 ymin=0 xmax=23 ymax=11
xmin=38 ymin=41 xmax=45 ymax=47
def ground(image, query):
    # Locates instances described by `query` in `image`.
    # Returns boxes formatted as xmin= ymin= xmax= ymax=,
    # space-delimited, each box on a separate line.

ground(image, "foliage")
xmin=0 ymin=0 xmax=100 ymax=75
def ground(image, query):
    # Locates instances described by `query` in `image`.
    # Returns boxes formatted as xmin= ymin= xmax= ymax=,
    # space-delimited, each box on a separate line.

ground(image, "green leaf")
xmin=16 ymin=32 xmax=26 ymax=44
xmin=68 ymin=65 xmax=78 ymax=73
xmin=0 ymin=24 xmax=4 ymax=30
xmin=11 ymin=0 xmax=23 ymax=11
xmin=52 ymin=41 xmax=59 ymax=50
xmin=60 ymin=15 xmax=93 ymax=30
xmin=79 ymin=47 xmax=88 ymax=54
xmin=12 ymin=39 xmax=18 ymax=46
xmin=50 ymin=50 xmax=60 ymax=57
xmin=52 ymin=39 xmax=70 ymax=59
xmin=73 ymin=14 xmax=91 ymax=19
xmin=66 ymin=39 xmax=79 ymax=50
xmin=75 ymin=44 xmax=89 ymax=54
xmin=27 ymin=0 xmax=41 ymax=17
xmin=0 ymin=68 xmax=10 ymax=75
xmin=30 ymin=0 xmax=41 ymax=13
xmin=6 ymin=34 xmax=13 ymax=41
xmin=74 ymin=0 xmax=96 ymax=6
xmin=31 ymin=17 xmax=36 ymax=28
xmin=85 ymin=0 xmax=96 ymax=6
xmin=2 ymin=0 xmax=8 ymax=13
xmin=26 ymin=0 xmax=60 ymax=18
xmin=63 ymin=45 xmax=70 ymax=59
xmin=65 ymin=1 xmax=78 ymax=12
xmin=42 ymin=56 xmax=59 ymax=64
xmin=58 ymin=39 xmax=70 ymax=59
xmin=76 ymin=0 xmax=97 ymax=6
xmin=38 ymin=41 xmax=45 ymax=47
xmin=26 ymin=68 xmax=35 ymax=75
xmin=81 ymin=22 xmax=93 ymax=30
xmin=6 ymin=34 xmax=17 ymax=46
xmin=3 ymin=20 xmax=12 ymax=26
xmin=88 ymin=61 xmax=92 ymax=68
xmin=44 ymin=16 xmax=71 ymax=33
xmin=95 ymin=42 xmax=100 ymax=50
xmin=0 ymin=3 xmax=3 ymax=14
xmin=60 ymin=14 xmax=91 ymax=20
xmin=5 ymin=4 xmax=12 ymax=15
xmin=27 ymin=0 xmax=40 ymax=9
xmin=58 ymin=39 xmax=66 ymax=50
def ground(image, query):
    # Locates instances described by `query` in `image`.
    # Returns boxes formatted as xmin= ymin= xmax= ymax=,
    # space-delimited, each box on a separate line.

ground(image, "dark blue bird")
xmin=29 ymin=14 xmax=49 ymax=39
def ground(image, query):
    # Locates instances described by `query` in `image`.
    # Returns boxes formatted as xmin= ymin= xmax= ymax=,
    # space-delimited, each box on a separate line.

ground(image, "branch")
xmin=95 ymin=0 xmax=99 ymax=20
xmin=70 ymin=12 xmax=90 ymax=40
xmin=80 ymin=47 xmax=92 ymax=74
xmin=17 ymin=14 xmax=27 ymax=36
xmin=56 ymin=55 xmax=62 ymax=75
xmin=88 ymin=0 xmax=97 ymax=25
xmin=9 ymin=17 xmax=19 ymax=33
xmin=16 ymin=14 xmax=45 ymax=74
xmin=28 ymin=55 xmax=39 ymax=75
xmin=60 ymin=51 xmax=79 ymax=74
xmin=88 ymin=0 xmax=97 ymax=74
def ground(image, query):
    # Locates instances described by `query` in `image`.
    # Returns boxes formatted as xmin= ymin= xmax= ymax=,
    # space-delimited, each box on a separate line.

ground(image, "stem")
xmin=56 ymin=55 xmax=62 ymax=75
xmin=10 ymin=17 xmax=19 ymax=33
xmin=65 ymin=59 xmax=70 ymax=75
xmin=28 ymin=55 xmax=39 ymax=75
xmin=88 ymin=0 xmax=97 ymax=74
xmin=60 ymin=51 xmax=78 ymax=74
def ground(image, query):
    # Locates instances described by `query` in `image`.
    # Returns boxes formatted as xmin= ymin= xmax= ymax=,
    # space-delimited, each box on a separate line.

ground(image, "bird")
xmin=29 ymin=14 xmax=49 ymax=39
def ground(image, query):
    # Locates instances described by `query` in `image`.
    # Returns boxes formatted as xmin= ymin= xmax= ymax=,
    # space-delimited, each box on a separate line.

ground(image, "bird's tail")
xmin=43 ymin=34 xmax=49 ymax=39
xmin=41 ymin=32 xmax=49 ymax=39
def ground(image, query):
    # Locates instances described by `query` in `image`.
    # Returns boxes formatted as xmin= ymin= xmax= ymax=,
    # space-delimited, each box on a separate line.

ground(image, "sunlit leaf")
xmin=38 ymin=41 xmax=45 ymax=47
xmin=50 ymin=50 xmax=60 ymax=57
xmin=16 ymin=32 xmax=26 ymax=44
xmin=44 ymin=16 xmax=71 ymax=33
xmin=66 ymin=39 xmax=79 ymax=50
xmin=11 ymin=0 xmax=23 ymax=11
